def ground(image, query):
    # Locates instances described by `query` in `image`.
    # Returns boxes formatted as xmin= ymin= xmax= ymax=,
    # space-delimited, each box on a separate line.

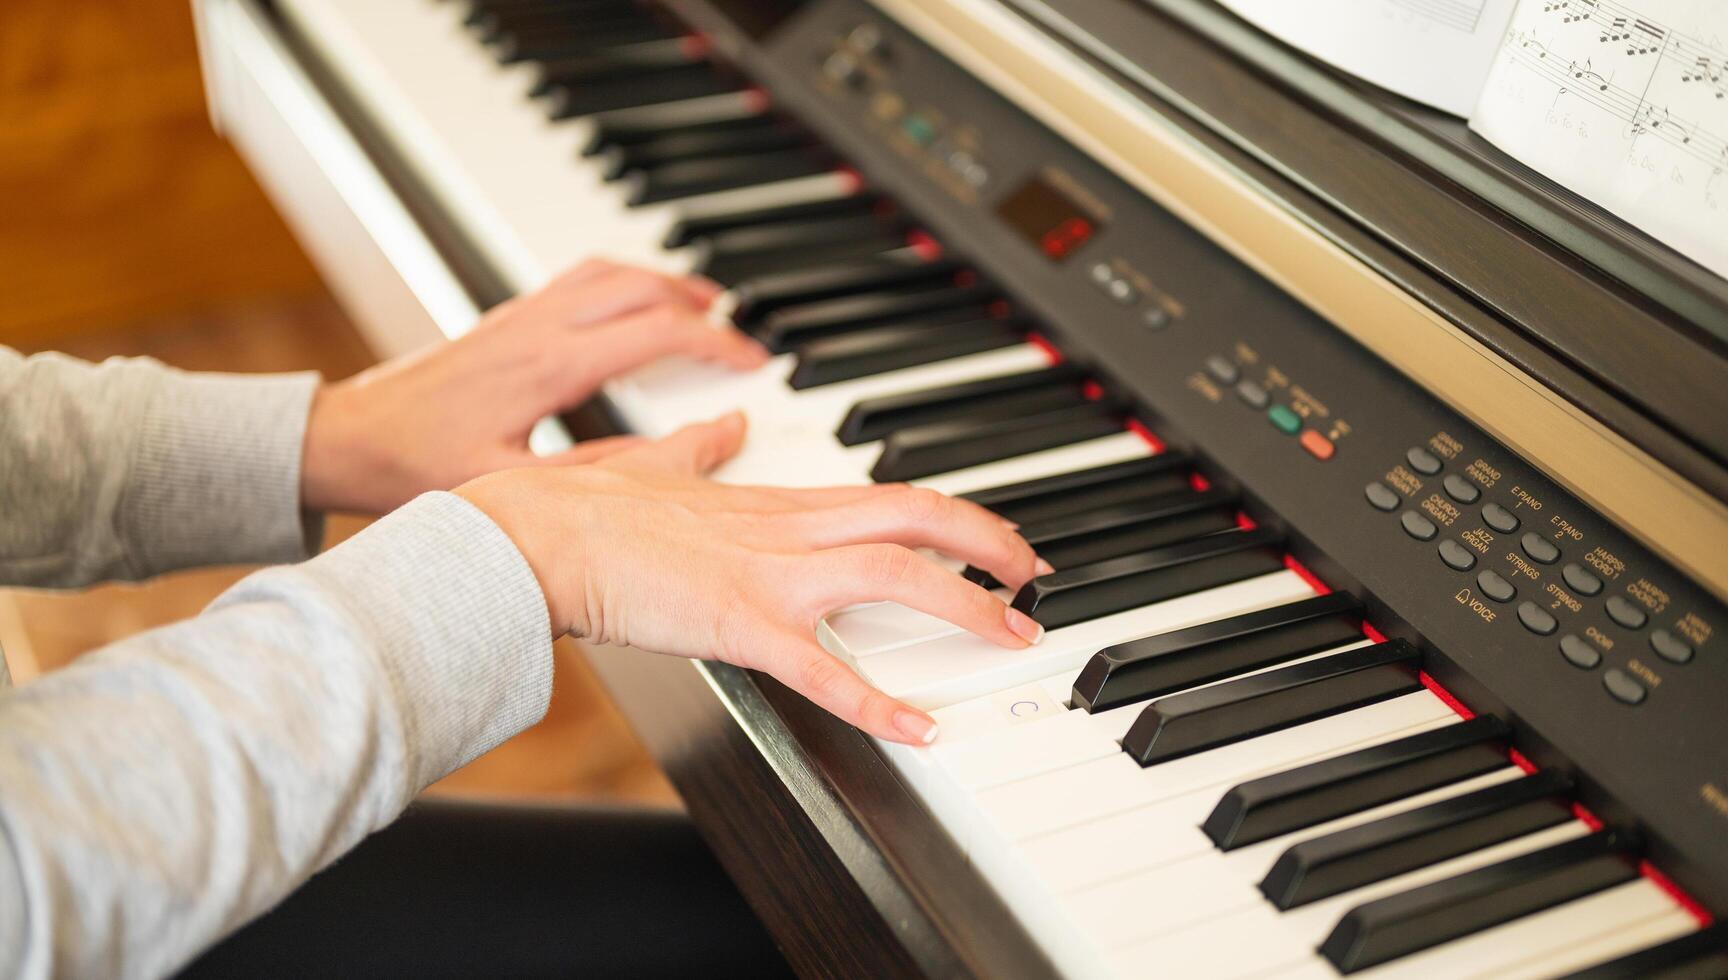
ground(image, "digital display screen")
xmin=703 ymin=0 xmax=812 ymax=39
xmin=996 ymin=175 xmax=1100 ymax=262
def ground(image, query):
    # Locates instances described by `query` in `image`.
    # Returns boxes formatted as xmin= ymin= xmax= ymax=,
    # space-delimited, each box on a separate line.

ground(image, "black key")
xmin=870 ymin=402 xmax=1120 ymax=483
xmin=599 ymin=120 xmax=813 ymax=179
xmin=699 ymin=215 xmax=910 ymax=284
xmin=1073 ymin=592 xmax=1365 ymax=714
xmin=792 ymin=318 xmax=1024 ymax=390
xmin=664 ymin=192 xmax=884 ymax=247
xmin=530 ymin=38 xmax=703 ymax=96
xmin=480 ymin=7 xmax=648 ymax=44
xmin=966 ymin=490 xmax=1240 ymax=588
xmin=496 ymin=23 xmax=676 ymax=64
xmin=1562 ymin=921 xmax=1728 ymax=979
xmin=839 ymin=364 xmax=1083 ymax=444
xmin=1204 ymin=715 xmax=1511 ymax=850
xmin=732 ymin=257 xmax=962 ymax=328
xmin=1120 ymin=639 xmax=1423 ymax=766
xmin=586 ymin=108 xmax=771 ymax=154
xmin=1262 ymin=770 xmax=1575 ymax=911
xmin=625 ymin=149 xmax=837 ymax=206
xmin=758 ymin=282 xmax=998 ymax=353
xmin=959 ymin=454 xmax=1194 ymax=525
xmin=1319 ymin=828 xmax=1640 ymax=974
xmin=1011 ymin=527 xmax=1286 ymax=632
xmin=547 ymin=64 xmax=738 ymax=120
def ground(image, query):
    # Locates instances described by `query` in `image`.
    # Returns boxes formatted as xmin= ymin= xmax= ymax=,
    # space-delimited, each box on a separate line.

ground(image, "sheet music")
xmin=1215 ymin=0 xmax=1519 ymax=115
xmin=1469 ymin=0 xmax=1728 ymax=277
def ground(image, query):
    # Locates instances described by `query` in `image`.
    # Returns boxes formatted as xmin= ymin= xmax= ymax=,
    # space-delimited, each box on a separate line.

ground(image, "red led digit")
xmin=1039 ymin=216 xmax=1094 ymax=259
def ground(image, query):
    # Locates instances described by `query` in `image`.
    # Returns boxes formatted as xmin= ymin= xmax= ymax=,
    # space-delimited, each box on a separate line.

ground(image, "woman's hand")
xmin=301 ymin=259 xmax=768 ymax=514
xmin=456 ymin=412 xmax=1051 ymax=745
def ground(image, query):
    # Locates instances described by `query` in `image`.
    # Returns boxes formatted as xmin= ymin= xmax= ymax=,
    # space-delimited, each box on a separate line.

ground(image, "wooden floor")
xmin=0 ymin=296 xmax=678 ymax=807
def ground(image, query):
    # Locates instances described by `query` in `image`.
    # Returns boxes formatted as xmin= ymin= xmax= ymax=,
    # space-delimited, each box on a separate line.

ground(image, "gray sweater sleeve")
xmin=0 ymin=346 xmax=322 ymax=588
xmin=0 ymin=492 xmax=554 ymax=980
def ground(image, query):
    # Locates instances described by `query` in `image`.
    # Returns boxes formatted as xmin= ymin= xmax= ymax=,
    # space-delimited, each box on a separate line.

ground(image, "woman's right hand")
xmin=456 ymin=412 xmax=1051 ymax=745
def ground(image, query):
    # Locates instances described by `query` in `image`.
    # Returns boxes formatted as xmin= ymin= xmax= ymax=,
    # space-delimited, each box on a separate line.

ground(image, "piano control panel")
xmin=680 ymin=0 xmax=1728 ymax=907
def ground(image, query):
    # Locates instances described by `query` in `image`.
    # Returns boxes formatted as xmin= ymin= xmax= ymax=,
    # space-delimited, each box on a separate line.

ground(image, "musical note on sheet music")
xmin=1471 ymin=0 xmax=1728 ymax=278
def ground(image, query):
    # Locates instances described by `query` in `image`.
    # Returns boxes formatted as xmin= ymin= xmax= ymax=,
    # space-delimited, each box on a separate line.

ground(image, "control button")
xmin=1602 ymin=668 xmax=1647 ymax=705
xmin=848 ymin=22 xmax=884 ymax=55
xmin=1299 ymin=430 xmax=1336 ymax=461
xmin=1205 ymin=355 xmax=1239 ymax=385
xmin=1520 ymin=532 xmax=1560 ymax=565
xmin=1405 ymin=447 xmax=1442 ymax=475
xmin=1437 ymin=539 xmax=1476 ymax=571
xmin=1364 ymin=482 xmax=1400 ymax=512
xmin=1400 ymin=511 xmax=1437 ymax=541
xmin=1476 ymin=570 xmax=1516 ymax=603
xmin=823 ymin=51 xmax=863 ymax=87
xmin=1442 ymin=474 xmax=1480 ymax=504
xmin=1236 ymin=380 xmax=1269 ymax=409
xmin=1605 ymin=595 xmax=1648 ymax=630
xmin=1481 ymin=503 xmax=1520 ymax=534
xmin=1561 ymin=563 xmax=1602 ymax=596
xmin=1106 ymin=278 xmax=1138 ymax=305
xmin=1268 ymin=405 xmax=1302 ymax=435
xmin=1517 ymin=601 xmax=1558 ymax=636
xmin=1650 ymin=628 xmax=1694 ymax=664
xmin=1559 ymin=634 xmax=1602 ymax=670
xmin=901 ymin=115 xmax=936 ymax=145
xmin=1090 ymin=262 xmax=1114 ymax=285
xmin=1140 ymin=307 xmax=1170 ymax=330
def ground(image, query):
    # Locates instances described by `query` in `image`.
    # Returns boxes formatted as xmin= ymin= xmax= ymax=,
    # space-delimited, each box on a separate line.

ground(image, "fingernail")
xmin=1034 ymin=558 xmax=1055 ymax=576
xmin=896 ymin=710 xmax=939 ymax=745
xmin=1000 ymin=518 xmax=1021 ymax=531
xmin=1005 ymin=606 xmax=1045 ymax=645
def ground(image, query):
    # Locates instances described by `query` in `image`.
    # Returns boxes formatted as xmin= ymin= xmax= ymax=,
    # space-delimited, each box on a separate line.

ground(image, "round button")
xmin=1237 ymin=381 xmax=1270 ymax=410
xmin=1437 ymin=539 xmax=1477 ymax=571
xmin=1476 ymin=569 xmax=1516 ymax=603
xmin=1442 ymin=474 xmax=1480 ymax=504
xmin=1517 ymin=601 xmax=1558 ymax=636
xmin=1481 ymin=503 xmax=1520 ymax=534
xmin=1520 ymin=532 xmax=1560 ymax=565
xmin=1405 ymin=447 xmax=1443 ymax=475
xmin=1205 ymin=355 xmax=1239 ymax=385
xmin=1561 ymin=563 xmax=1602 ymax=596
xmin=1400 ymin=511 xmax=1438 ymax=541
xmin=1605 ymin=595 xmax=1649 ymax=630
xmin=1559 ymin=634 xmax=1602 ymax=669
xmin=1650 ymin=628 xmax=1694 ymax=664
xmin=1602 ymin=668 xmax=1647 ymax=705
xmin=1364 ymin=482 xmax=1400 ymax=512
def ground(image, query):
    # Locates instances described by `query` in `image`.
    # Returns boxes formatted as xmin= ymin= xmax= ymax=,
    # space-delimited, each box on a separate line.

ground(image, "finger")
xmin=785 ymin=487 xmax=1045 ymax=589
xmin=612 ymin=412 xmax=747 ymax=475
xmin=740 ymin=483 xmax=909 ymax=507
xmin=763 ymin=631 xmax=938 ymax=744
xmin=531 ymin=434 xmax=648 ymax=467
xmin=544 ymin=265 xmax=714 ymax=326
xmin=584 ymin=308 xmax=769 ymax=376
xmin=806 ymin=545 xmax=1044 ymax=649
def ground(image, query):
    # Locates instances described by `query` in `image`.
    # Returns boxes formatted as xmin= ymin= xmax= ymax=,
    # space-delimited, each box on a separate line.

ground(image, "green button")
xmin=1268 ymin=404 xmax=1302 ymax=434
xmin=902 ymin=115 xmax=936 ymax=145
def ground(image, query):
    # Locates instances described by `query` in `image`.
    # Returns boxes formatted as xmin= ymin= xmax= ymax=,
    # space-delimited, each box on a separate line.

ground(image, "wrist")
xmin=301 ymin=381 xmax=376 ymax=514
xmin=454 ymin=471 xmax=591 ymax=639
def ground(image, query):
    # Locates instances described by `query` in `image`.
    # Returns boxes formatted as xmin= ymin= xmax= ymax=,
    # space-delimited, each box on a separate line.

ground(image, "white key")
xmin=823 ymin=586 xmax=1013 ymax=658
xmin=1352 ymin=879 xmax=1683 ymax=979
xmin=975 ymin=692 xmax=1457 ymax=841
xmin=1061 ymin=766 xmax=1526 ymax=942
xmin=1028 ymin=750 xmax=1521 ymax=895
xmin=919 ymin=431 xmax=1150 ymax=496
xmin=931 ymin=709 xmax=1122 ymax=789
xmin=1491 ymin=904 xmax=1698 ymax=980
xmin=850 ymin=570 xmax=1316 ymax=708
xmin=1107 ymin=822 xmax=1589 ymax=979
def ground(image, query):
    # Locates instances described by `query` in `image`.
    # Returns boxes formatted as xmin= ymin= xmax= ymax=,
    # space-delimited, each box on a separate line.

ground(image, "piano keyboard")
xmin=265 ymin=0 xmax=1724 ymax=976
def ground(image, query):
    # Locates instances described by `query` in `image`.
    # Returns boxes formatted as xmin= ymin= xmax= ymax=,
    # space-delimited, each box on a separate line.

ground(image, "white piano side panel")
xmin=193 ymin=0 xmax=479 ymax=360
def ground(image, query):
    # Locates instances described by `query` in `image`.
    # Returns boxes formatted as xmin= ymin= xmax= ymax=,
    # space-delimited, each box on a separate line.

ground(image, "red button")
xmin=1299 ymin=429 xmax=1335 ymax=460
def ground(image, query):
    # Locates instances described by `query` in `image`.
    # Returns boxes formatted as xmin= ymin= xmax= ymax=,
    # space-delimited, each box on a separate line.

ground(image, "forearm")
xmin=0 ymin=493 xmax=552 ymax=980
xmin=0 ymin=347 xmax=322 ymax=588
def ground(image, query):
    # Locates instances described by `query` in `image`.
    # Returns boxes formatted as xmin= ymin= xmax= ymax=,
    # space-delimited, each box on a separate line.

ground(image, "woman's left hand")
xmin=300 ymin=259 xmax=767 ymax=513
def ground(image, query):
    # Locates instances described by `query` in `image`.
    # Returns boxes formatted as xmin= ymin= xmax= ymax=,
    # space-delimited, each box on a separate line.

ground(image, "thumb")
xmin=530 ymin=434 xmax=647 ymax=467
xmin=619 ymin=412 xmax=748 ymax=476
